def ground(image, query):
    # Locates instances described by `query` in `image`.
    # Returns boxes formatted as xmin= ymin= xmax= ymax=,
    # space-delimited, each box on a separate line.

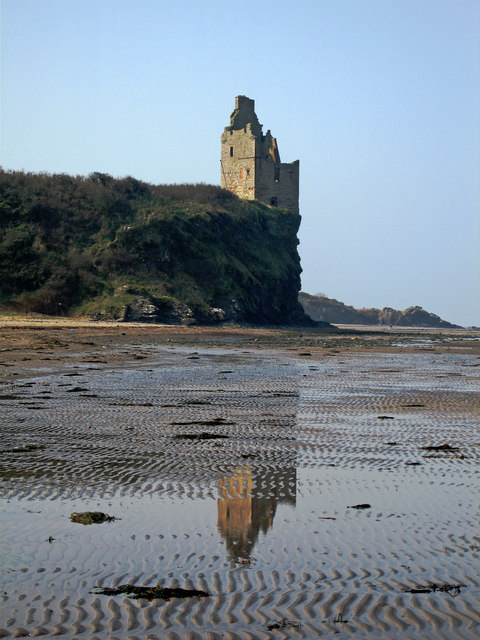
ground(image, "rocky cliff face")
xmin=108 ymin=203 xmax=312 ymax=325
xmin=0 ymin=170 xmax=312 ymax=325
xmin=299 ymin=292 xmax=460 ymax=328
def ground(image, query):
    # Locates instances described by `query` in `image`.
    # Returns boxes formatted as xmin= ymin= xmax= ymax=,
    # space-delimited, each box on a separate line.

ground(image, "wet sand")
xmin=1 ymin=321 xmax=479 ymax=638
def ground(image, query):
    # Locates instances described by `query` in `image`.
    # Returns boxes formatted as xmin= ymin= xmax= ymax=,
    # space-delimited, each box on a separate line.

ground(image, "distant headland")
xmin=299 ymin=292 xmax=461 ymax=328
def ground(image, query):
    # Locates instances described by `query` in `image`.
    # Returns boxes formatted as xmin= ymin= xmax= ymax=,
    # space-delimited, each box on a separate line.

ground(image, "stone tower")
xmin=221 ymin=96 xmax=299 ymax=215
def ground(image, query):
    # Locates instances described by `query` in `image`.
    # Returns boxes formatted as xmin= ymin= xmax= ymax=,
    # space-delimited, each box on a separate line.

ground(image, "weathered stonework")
xmin=221 ymin=96 xmax=299 ymax=214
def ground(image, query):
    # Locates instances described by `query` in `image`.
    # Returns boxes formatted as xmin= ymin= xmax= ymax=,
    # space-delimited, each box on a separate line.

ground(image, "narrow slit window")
xmin=274 ymin=167 xmax=280 ymax=182
xmin=230 ymin=146 xmax=234 ymax=157
xmin=270 ymin=197 xmax=278 ymax=207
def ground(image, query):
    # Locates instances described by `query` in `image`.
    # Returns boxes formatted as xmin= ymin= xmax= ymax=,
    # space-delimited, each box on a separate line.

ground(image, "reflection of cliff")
xmin=217 ymin=466 xmax=296 ymax=562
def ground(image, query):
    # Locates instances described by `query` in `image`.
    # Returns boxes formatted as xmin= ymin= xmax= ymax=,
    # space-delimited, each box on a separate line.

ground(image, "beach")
xmin=1 ymin=321 xmax=479 ymax=639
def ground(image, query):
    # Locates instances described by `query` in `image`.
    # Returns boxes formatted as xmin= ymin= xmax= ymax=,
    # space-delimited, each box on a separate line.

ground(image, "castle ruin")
xmin=221 ymin=96 xmax=299 ymax=215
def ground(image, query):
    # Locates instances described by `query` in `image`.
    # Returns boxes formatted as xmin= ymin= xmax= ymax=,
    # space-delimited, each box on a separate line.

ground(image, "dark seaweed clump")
xmin=3 ymin=444 xmax=45 ymax=454
xmin=402 ymin=582 xmax=464 ymax=596
xmin=421 ymin=443 xmax=459 ymax=451
xmin=173 ymin=432 xmax=229 ymax=441
xmin=70 ymin=512 xmax=116 ymax=525
xmin=348 ymin=503 xmax=371 ymax=509
xmin=267 ymin=617 xmax=302 ymax=630
xmin=93 ymin=585 xmax=210 ymax=601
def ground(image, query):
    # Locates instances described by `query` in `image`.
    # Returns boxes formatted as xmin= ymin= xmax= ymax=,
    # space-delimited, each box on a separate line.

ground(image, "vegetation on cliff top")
xmin=0 ymin=170 xmax=311 ymax=324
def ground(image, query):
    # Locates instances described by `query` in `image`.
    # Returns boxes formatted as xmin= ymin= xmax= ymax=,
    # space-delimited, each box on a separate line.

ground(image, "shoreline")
xmin=1 ymin=317 xmax=478 ymax=380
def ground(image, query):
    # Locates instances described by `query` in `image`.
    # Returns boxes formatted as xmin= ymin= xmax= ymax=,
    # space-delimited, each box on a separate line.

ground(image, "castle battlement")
xmin=221 ymin=96 xmax=299 ymax=214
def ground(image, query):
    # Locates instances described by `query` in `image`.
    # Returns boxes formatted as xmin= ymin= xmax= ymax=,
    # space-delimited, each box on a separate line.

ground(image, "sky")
xmin=1 ymin=0 xmax=479 ymax=327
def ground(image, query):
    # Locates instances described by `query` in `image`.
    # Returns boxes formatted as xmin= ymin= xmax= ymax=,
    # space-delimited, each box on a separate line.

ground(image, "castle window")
xmin=246 ymin=168 xmax=250 ymax=176
xmin=230 ymin=146 xmax=234 ymax=157
xmin=274 ymin=167 xmax=280 ymax=182
xmin=270 ymin=197 xmax=278 ymax=207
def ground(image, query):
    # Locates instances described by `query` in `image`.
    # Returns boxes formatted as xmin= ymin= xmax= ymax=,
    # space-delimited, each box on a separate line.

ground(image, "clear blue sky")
xmin=1 ymin=0 xmax=479 ymax=326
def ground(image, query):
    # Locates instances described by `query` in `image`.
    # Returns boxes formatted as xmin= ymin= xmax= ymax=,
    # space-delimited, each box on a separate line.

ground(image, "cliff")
xmin=0 ymin=170 xmax=313 ymax=325
xmin=299 ymin=292 xmax=460 ymax=328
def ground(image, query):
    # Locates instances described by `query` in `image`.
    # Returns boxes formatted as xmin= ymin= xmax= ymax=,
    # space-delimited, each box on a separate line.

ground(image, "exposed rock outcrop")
xmin=118 ymin=296 xmax=193 ymax=324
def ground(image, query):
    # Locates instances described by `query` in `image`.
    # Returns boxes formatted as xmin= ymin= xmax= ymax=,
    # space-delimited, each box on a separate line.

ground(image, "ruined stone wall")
xmin=254 ymin=150 xmax=299 ymax=215
xmin=278 ymin=160 xmax=300 ymax=214
xmin=221 ymin=96 xmax=299 ymax=214
xmin=220 ymin=126 xmax=256 ymax=199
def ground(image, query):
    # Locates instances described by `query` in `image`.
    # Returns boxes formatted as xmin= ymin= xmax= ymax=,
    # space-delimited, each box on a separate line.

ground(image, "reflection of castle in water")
xmin=217 ymin=465 xmax=297 ymax=563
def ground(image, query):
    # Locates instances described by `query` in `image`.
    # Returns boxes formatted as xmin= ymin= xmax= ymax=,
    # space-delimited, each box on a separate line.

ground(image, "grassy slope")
xmin=0 ymin=170 xmax=307 ymax=324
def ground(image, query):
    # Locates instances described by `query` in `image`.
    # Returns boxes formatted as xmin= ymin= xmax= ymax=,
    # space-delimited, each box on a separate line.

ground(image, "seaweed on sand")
xmin=70 ymin=512 xmax=116 ymax=525
xmin=3 ymin=444 xmax=45 ymax=454
xmin=267 ymin=617 xmax=302 ymax=630
xmin=348 ymin=503 xmax=371 ymax=509
xmin=402 ymin=582 xmax=465 ymax=596
xmin=93 ymin=585 xmax=210 ymax=600
xmin=173 ymin=433 xmax=229 ymax=441
xmin=170 ymin=417 xmax=231 ymax=426
xmin=421 ymin=443 xmax=459 ymax=451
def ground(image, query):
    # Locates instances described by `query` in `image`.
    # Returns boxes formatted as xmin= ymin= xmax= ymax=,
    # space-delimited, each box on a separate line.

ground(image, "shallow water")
xmin=1 ymin=347 xmax=479 ymax=639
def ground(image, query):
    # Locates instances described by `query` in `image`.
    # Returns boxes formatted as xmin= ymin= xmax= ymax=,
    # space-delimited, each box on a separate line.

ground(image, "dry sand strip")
xmin=0 ymin=322 xmax=479 ymax=638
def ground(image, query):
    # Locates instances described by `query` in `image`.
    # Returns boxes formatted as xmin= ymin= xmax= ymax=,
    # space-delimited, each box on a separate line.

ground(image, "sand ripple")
xmin=1 ymin=347 xmax=479 ymax=638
